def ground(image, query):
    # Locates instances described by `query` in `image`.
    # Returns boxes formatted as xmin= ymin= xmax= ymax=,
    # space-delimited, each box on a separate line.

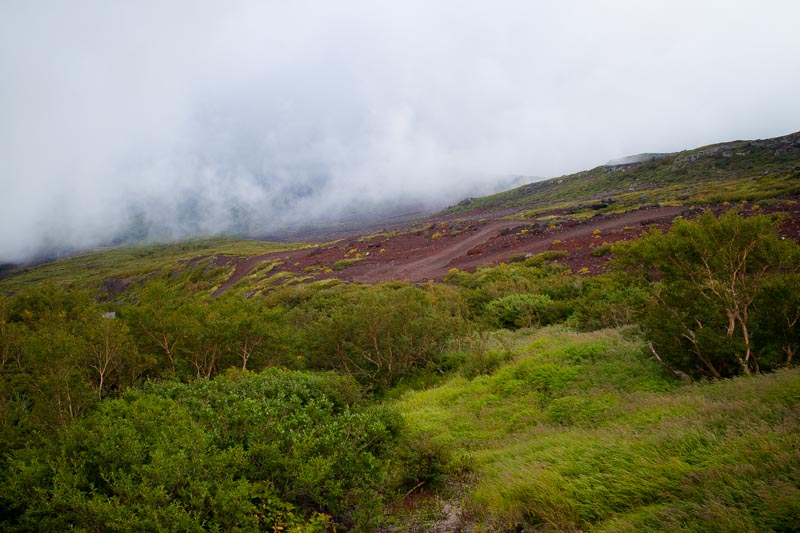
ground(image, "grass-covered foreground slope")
xmin=395 ymin=327 xmax=800 ymax=532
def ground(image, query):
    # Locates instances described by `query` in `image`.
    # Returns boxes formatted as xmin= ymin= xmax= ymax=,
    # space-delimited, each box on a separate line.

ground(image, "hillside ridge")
xmin=2 ymin=130 xmax=799 ymax=296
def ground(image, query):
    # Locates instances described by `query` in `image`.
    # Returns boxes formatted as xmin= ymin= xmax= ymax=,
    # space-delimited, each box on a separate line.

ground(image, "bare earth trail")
xmin=352 ymin=219 xmax=522 ymax=283
xmin=445 ymin=205 xmax=685 ymax=275
xmin=213 ymin=206 xmax=687 ymax=295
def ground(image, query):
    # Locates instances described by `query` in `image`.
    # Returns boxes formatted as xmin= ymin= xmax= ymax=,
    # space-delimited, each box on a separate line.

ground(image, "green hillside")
xmin=1 ymin=131 xmax=799 ymax=531
xmin=445 ymin=131 xmax=800 ymax=221
xmin=0 ymin=238 xmax=304 ymax=295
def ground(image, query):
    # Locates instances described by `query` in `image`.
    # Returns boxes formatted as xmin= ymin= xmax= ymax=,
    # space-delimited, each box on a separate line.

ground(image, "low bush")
xmin=484 ymin=293 xmax=556 ymax=329
xmin=332 ymin=258 xmax=364 ymax=271
xmin=1 ymin=369 xmax=411 ymax=531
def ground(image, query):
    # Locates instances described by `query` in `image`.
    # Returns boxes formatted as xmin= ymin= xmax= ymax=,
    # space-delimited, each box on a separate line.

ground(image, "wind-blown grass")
xmin=395 ymin=326 xmax=800 ymax=531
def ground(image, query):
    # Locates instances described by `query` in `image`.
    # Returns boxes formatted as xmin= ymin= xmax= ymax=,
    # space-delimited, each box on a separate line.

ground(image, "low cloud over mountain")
xmin=2 ymin=1 xmax=800 ymax=261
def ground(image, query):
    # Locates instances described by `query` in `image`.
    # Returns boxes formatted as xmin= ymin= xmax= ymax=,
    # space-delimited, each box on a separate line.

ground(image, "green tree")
xmin=1 ymin=287 xmax=101 ymax=446
xmin=82 ymin=314 xmax=134 ymax=398
xmin=572 ymin=275 xmax=651 ymax=330
xmin=181 ymin=299 xmax=223 ymax=379
xmin=620 ymin=210 xmax=800 ymax=377
xmin=20 ymin=317 xmax=96 ymax=428
xmin=123 ymin=280 xmax=195 ymax=379
xmin=215 ymin=296 xmax=285 ymax=371
xmin=6 ymin=282 xmax=92 ymax=323
xmin=751 ymin=273 xmax=800 ymax=369
xmin=302 ymin=283 xmax=466 ymax=390
xmin=0 ymin=301 xmax=28 ymax=448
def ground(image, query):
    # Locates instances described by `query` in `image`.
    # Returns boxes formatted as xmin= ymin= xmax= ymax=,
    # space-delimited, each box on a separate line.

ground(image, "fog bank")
xmin=2 ymin=1 xmax=800 ymax=261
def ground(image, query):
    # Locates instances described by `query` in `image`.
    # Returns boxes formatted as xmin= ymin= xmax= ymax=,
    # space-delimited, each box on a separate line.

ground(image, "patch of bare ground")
xmin=212 ymin=199 xmax=800 ymax=295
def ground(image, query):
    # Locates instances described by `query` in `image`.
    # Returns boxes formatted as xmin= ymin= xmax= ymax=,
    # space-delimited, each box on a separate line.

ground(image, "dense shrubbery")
xmin=1 ymin=209 xmax=799 ymax=530
xmin=443 ymin=255 xmax=647 ymax=333
xmin=484 ymin=293 xmax=557 ymax=329
xmin=5 ymin=211 xmax=792 ymax=446
xmin=273 ymin=282 xmax=467 ymax=390
xmin=0 ymin=369 xmax=433 ymax=531
xmin=0 ymin=283 xmax=293 ymax=451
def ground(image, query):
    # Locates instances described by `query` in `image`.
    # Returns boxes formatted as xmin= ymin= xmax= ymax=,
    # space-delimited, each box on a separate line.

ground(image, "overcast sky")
xmin=2 ymin=1 xmax=799 ymax=262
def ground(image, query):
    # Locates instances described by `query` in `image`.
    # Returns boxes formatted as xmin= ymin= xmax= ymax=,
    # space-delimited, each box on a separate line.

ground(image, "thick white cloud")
xmin=2 ymin=0 xmax=800 ymax=261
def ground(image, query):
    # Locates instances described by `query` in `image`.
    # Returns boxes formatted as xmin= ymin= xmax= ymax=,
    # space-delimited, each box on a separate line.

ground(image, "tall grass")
xmin=395 ymin=326 xmax=800 ymax=531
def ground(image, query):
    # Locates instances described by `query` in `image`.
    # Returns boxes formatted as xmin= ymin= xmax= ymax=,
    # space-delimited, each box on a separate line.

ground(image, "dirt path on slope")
xmin=447 ymin=205 xmax=686 ymax=274
xmin=352 ymin=220 xmax=522 ymax=283
xmin=354 ymin=205 xmax=685 ymax=283
xmin=212 ymin=205 xmax=687 ymax=295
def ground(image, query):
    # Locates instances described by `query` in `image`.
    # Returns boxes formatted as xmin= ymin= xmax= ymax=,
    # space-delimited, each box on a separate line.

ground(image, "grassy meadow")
xmin=394 ymin=327 xmax=800 ymax=531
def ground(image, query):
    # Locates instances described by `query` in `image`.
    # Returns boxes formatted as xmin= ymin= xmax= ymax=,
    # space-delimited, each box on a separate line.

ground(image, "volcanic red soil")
xmin=213 ymin=199 xmax=800 ymax=296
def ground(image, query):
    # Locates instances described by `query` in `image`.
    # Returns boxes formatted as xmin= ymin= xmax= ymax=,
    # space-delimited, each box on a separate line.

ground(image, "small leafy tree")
xmin=214 ymin=295 xmax=285 ymax=371
xmin=82 ymin=314 xmax=134 ymax=398
xmin=123 ymin=280 xmax=195 ymax=379
xmin=0 ymin=287 xmax=98 ymax=431
xmin=619 ymin=210 xmax=799 ymax=377
xmin=301 ymin=283 xmax=466 ymax=390
xmin=572 ymin=275 xmax=651 ymax=330
xmin=751 ymin=273 xmax=800 ymax=369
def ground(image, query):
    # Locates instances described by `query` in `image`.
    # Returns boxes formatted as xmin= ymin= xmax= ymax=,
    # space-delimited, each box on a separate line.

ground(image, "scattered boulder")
xmin=98 ymin=276 xmax=134 ymax=297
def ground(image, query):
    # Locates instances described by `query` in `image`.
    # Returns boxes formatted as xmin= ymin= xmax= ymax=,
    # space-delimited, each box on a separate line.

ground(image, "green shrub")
xmin=298 ymin=283 xmax=467 ymax=390
xmin=572 ymin=276 xmax=651 ymax=330
xmin=485 ymin=293 xmax=560 ymax=329
xmin=617 ymin=210 xmax=800 ymax=378
xmin=523 ymin=250 xmax=570 ymax=266
xmin=590 ymin=242 xmax=614 ymax=257
xmin=332 ymin=258 xmax=364 ymax=271
xmin=461 ymin=347 xmax=514 ymax=378
xmin=1 ymin=369 xmax=407 ymax=531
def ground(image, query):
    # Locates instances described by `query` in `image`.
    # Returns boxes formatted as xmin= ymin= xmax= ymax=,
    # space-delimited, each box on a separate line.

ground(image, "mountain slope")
xmin=2 ymin=131 xmax=799 ymax=296
xmin=443 ymin=130 xmax=800 ymax=218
